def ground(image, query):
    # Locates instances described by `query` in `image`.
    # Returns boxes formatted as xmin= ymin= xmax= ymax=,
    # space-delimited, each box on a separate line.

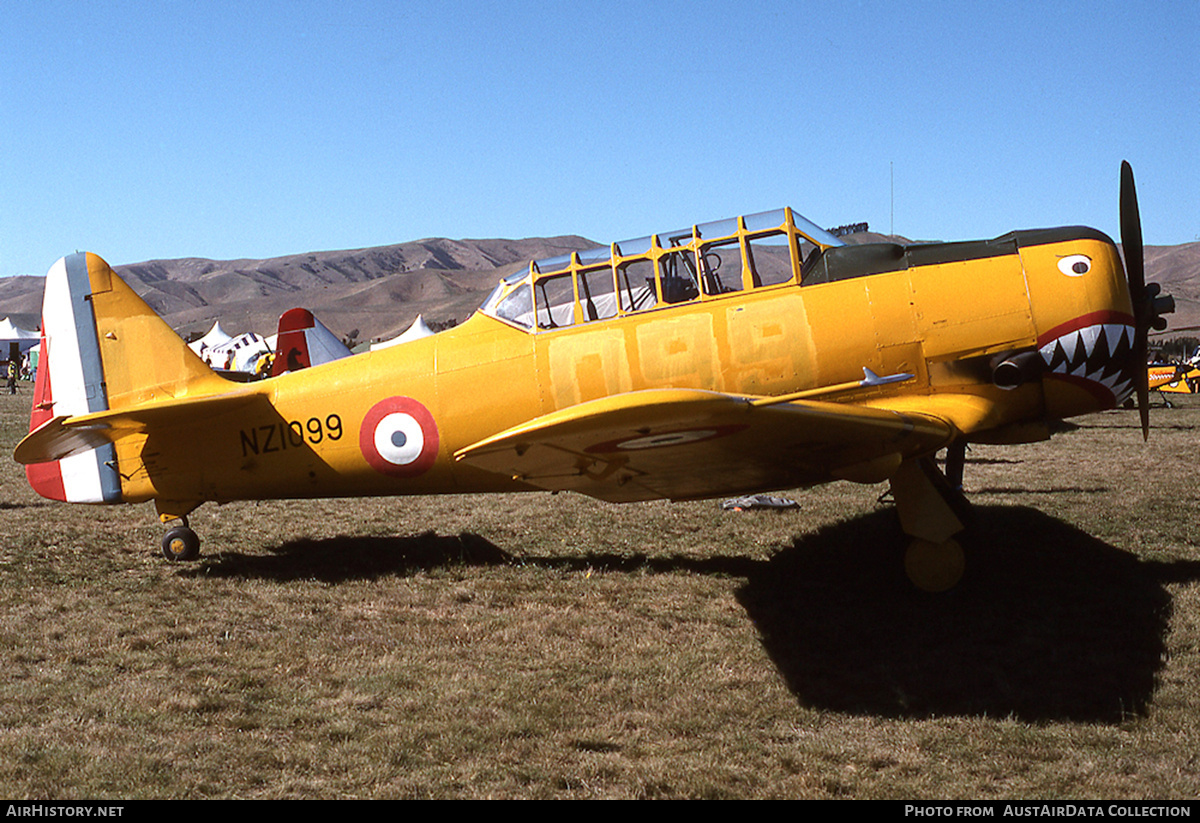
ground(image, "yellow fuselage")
xmin=110 ymin=226 xmax=1133 ymax=513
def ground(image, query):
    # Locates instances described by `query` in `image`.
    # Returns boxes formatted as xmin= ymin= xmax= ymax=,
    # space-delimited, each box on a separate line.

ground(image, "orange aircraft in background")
xmin=1148 ymin=360 xmax=1199 ymax=398
xmin=13 ymin=163 xmax=1173 ymax=590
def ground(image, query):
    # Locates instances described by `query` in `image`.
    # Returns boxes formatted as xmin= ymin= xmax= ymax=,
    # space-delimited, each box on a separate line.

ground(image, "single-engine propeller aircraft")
xmin=1151 ymin=365 xmax=1200 ymax=406
xmin=1148 ymin=348 xmax=1200 ymax=400
xmin=14 ymin=164 xmax=1174 ymax=590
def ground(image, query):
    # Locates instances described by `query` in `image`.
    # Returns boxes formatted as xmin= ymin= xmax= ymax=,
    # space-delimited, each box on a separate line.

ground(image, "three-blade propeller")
xmin=1120 ymin=161 xmax=1174 ymax=440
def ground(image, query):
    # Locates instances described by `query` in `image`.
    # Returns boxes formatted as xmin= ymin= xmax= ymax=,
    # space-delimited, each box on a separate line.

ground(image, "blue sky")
xmin=2 ymin=0 xmax=1196 ymax=277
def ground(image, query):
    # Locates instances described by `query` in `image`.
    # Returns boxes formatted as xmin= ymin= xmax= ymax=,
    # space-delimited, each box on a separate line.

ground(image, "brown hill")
xmin=0 ymin=276 xmax=46 ymax=330
xmin=1 ymin=234 xmax=1197 ymax=343
xmin=0 ymin=236 xmax=601 ymax=344
xmin=116 ymin=235 xmax=605 ymax=343
xmin=1143 ymin=242 xmax=1200 ymax=337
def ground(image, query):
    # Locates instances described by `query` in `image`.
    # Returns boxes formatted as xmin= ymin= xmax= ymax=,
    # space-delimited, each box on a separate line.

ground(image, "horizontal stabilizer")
xmin=15 ymin=388 xmax=263 ymax=465
xmin=16 ymin=416 xmax=118 ymax=465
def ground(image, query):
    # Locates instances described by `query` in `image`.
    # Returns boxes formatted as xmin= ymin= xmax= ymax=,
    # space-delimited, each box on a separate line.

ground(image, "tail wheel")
xmin=162 ymin=526 xmax=200 ymax=562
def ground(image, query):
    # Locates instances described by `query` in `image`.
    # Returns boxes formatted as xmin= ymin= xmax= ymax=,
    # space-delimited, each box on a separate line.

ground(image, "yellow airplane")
xmin=13 ymin=163 xmax=1174 ymax=591
xmin=1149 ymin=363 xmax=1199 ymax=395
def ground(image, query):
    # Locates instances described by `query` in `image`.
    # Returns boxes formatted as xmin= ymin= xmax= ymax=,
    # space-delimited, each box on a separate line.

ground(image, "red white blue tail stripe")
xmin=25 ymin=253 xmax=122 ymax=504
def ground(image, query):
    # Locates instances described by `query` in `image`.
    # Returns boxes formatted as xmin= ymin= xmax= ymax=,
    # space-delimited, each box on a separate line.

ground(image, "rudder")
xmin=27 ymin=254 xmax=121 ymax=502
xmin=270 ymin=307 xmax=353 ymax=376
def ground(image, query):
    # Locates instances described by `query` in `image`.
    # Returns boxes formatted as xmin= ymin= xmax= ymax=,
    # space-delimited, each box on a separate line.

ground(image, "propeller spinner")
xmin=1120 ymin=161 xmax=1175 ymax=439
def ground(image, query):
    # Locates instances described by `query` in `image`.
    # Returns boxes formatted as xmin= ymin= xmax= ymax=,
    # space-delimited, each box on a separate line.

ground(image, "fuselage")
xmin=108 ymin=211 xmax=1135 ymax=510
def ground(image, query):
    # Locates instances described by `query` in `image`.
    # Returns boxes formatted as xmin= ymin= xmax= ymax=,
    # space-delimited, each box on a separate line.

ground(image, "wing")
xmin=455 ymin=388 xmax=955 ymax=503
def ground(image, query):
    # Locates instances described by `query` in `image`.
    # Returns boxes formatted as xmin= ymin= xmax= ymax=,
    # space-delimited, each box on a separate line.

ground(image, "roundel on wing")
xmin=585 ymin=424 xmax=748 ymax=454
xmin=359 ymin=396 xmax=439 ymax=477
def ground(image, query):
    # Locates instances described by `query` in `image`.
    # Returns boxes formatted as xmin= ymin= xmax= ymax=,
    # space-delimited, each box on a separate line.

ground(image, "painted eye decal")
xmin=359 ymin=396 xmax=439 ymax=477
xmin=1057 ymin=254 xmax=1092 ymax=277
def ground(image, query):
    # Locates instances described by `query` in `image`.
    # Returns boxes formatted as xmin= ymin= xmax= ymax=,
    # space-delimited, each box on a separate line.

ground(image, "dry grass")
xmin=0 ymin=386 xmax=1198 ymax=799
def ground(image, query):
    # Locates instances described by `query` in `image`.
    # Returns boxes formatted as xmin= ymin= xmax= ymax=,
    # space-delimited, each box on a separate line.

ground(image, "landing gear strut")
xmin=890 ymin=455 xmax=971 ymax=592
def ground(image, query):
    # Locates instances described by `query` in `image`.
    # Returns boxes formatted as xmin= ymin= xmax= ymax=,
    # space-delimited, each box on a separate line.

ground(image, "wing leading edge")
xmin=455 ymin=388 xmax=957 ymax=503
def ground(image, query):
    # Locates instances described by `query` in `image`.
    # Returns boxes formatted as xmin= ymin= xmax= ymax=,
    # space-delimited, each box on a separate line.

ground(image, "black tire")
xmin=161 ymin=526 xmax=201 ymax=562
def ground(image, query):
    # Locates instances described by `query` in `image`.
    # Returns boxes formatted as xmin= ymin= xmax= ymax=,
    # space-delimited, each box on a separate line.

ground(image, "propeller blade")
xmin=1120 ymin=161 xmax=1146 ymax=299
xmin=1120 ymin=161 xmax=1151 ymax=440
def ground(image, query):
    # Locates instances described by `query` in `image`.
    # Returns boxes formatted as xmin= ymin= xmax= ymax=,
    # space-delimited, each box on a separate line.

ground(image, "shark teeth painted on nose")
xmin=1038 ymin=319 xmax=1137 ymax=405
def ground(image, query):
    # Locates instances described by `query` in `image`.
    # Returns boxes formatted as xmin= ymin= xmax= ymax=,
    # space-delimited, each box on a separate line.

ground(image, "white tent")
xmin=0 ymin=317 xmax=40 ymax=353
xmin=370 ymin=315 xmax=435 ymax=351
xmin=188 ymin=321 xmax=234 ymax=365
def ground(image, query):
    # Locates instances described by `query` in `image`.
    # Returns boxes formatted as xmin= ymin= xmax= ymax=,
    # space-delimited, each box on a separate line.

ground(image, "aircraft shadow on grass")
xmin=188 ymin=530 xmax=517 ymax=583
xmin=737 ymin=505 xmax=1200 ymax=724
xmin=190 ymin=504 xmax=1200 ymax=724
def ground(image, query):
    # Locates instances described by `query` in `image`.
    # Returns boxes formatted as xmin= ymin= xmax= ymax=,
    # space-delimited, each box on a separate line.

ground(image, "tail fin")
xmin=24 ymin=252 xmax=227 ymax=503
xmin=270 ymin=308 xmax=352 ymax=376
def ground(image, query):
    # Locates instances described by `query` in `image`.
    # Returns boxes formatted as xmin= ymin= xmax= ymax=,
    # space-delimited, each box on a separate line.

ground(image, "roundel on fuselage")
xmin=359 ymin=396 xmax=439 ymax=477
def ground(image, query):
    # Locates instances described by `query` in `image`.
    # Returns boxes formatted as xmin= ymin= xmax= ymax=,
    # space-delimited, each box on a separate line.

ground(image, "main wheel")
xmin=161 ymin=526 xmax=201 ymax=562
xmin=904 ymin=537 xmax=965 ymax=593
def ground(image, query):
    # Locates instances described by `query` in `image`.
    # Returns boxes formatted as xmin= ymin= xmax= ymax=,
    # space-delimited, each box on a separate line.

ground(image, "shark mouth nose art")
xmin=1037 ymin=311 xmax=1137 ymax=406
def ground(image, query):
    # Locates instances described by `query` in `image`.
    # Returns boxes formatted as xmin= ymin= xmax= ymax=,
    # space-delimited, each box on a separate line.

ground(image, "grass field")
xmin=1 ymin=386 xmax=1198 ymax=799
